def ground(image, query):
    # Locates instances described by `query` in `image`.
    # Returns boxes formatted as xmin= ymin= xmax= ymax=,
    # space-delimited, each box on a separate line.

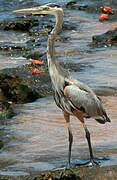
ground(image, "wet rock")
xmin=0 ymin=38 xmax=42 ymax=58
xmin=0 ymin=42 xmax=29 ymax=52
xmin=66 ymin=0 xmax=88 ymax=11
xmin=0 ymin=140 xmax=3 ymax=149
xmin=66 ymin=0 xmax=77 ymax=8
xmin=4 ymin=165 xmax=117 ymax=180
xmin=26 ymin=38 xmax=41 ymax=47
xmin=63 ymin=21 xmax=77 ymax=31
xmin=0 ymin=62 xmax=51 ymax=119
xmin=4 ymin=21 xmax=33 ymax=31
xmin=2 ymin=15 xmax=76 ymax=34
xmin=0 ymin=74 xmax=40 ymax=104
xmin=0 ymin=13 xmax=77 ymax=58
xmin=65 ymin=0 xmax=102 ymax=14
xmin=0 ymin=18 xmax=34 ymax=32
xmin=0 ymin=101 xmax=14 ymax=119
xmin=27 ymin=170 xmax=80 ymax=180
xmin=0 ymin=88 xmax=14 ymax=119
xmin=0 ymin=18 xmax=48 ymax=57
xmin=94 ymin=86 xmax=117 ymax=97
xmin=0 ymin=62 xmax=52 ymax=98
xmin=59 ymin=62 xmax=89 ymax=72
xmin=26 ymin=51 xmax=46 ymax=61
xmin=91 ymin=29 xmax=117 ymax=47
xmin=0 ymin=59 xmax=90 ymax=105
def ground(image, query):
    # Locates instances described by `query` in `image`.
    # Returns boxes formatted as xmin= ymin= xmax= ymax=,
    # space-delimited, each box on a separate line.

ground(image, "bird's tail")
xmin=95 ymin=112 xmax=111 ymax=124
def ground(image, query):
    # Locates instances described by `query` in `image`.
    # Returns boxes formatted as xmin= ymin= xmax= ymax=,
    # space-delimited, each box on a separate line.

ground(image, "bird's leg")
xmin=59 ymin=112 xmax=74 ymax=179
xmin=82 ymin=122 xmax=99 ymax=166
xmin=73 ymin=110 xmax=98 ymax=166
xmin=64 ymin=112 xmax=73 ymax=168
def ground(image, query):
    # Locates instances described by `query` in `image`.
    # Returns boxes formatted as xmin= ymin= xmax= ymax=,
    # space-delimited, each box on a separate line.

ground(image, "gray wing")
xmin=65 ymin=84 xmax=110 ymax=123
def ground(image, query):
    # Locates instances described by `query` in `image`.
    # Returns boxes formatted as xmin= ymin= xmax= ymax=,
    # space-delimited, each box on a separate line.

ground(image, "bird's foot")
xmin=86 ymin=159 xmax=99 ymax=167
xmin=75 ymin=158 xmax=100 ymax=167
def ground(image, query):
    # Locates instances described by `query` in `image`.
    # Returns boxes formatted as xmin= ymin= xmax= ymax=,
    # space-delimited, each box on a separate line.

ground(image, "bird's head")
xmin=14 ymin=3 xmax=62 ymax=16
xmin=102 ymin=6 xmax=115 ymax=14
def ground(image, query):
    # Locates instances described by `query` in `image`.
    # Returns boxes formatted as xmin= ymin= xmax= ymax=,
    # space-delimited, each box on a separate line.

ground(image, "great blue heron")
xmin=14 ymin=3 xmax=111 ymax=170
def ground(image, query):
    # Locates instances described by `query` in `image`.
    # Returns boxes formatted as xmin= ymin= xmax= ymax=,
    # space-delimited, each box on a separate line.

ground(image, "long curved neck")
xmin=47 ymin=9 xmax=63 ymax=70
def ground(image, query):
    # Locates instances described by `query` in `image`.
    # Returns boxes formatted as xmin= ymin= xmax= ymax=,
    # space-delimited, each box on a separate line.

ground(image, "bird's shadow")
xmin=72 ymin=156 xmax=110 ymax=167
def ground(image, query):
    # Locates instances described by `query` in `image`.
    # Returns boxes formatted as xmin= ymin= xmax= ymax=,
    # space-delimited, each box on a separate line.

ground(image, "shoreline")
xmin=0 ymin=164 xmax=117 ymax=179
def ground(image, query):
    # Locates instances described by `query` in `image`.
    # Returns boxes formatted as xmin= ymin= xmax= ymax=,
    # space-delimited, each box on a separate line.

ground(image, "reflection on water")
xmin=0 ymin=96 xmax=117 ymax=176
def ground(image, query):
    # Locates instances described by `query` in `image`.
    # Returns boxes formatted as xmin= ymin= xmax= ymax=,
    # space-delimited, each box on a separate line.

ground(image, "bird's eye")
xmin=43 ymin=7 xmax=49 ymax=11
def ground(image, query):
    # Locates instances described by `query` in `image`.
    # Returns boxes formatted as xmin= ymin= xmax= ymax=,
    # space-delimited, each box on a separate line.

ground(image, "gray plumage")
xmin=14 ymin=4 xmax=111 ymax=170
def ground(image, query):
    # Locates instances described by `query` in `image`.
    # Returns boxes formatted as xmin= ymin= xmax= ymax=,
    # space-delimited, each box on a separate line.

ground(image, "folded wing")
xmin=64 ymin=84 xmax=111 ymax=124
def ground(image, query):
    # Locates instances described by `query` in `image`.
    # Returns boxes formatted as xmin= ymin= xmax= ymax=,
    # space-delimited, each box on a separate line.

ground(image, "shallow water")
xmin=0 ymin=96 xmax=117 ymax=176
xmin=0 ymin=0 xmax=117 ymax=177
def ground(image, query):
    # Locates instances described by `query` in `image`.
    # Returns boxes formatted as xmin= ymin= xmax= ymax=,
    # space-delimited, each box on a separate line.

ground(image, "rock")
xmin=0 ymin=18 xmax=34 ymax=31
xmin=66 ymin=0 xmax=88 ymax=11
xmin=0 ymin=101 xmax=14 ymax=119
xmin=0 ymin=60 xmax=89 ymax=106
xmin=65 ymin=0 xmax=101 ymax=14
xmin=0 ymin=74 xmax=40 ymax=104
xmin=4 ymin=165 xmax=117 ymax=180
xmin=0 ymin=140 xmax=3 ymax=149
xmin=91 ymin=29 xmax=117 ymax=47
xmin=0 ymin=88 xmax=14 ymax=119
xmin=4 ymin=21 xmax=33 ymax=31
xmin=26 ymin=50 xmax=46 ymax=60
xmin=0 ymin=13 xmax=77 ymax=59
xmin=0 ymin=41 xmax=29 ymax=52
xmin=0 ymin=63 xmax=52 ymax=119
xmin=63 ymin=21 xmax=77 ymax=31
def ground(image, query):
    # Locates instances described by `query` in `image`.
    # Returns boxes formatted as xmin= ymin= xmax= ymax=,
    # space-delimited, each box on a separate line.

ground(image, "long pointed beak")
xmin=14 ymin=7 xmax=43 ymax=14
